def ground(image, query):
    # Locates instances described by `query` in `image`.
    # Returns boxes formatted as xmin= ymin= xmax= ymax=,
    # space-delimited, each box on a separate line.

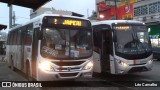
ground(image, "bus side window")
xmin=10 ymin=31 xmax=14 ymax=45
xmin=13 ymin=30 xmax=17 ymax=45
xmin=93 ymin=31 xmax=101 ymax=53
xmin=17 ymin=29 xmax=21 ymax=45
xmin=7 ymin=33 xmax=10 ymax=45
xmin=25 ymin=24 xmax=33 ymax=45
xmin=103 ymin=31 xmax=110 ymax=55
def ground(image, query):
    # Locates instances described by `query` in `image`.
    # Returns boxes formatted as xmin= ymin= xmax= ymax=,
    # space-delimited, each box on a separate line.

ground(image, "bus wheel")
xmin=11 ymin=57 xmax=15 ymax=71
xmin=26 ymin=63 xmax=32 ymax=81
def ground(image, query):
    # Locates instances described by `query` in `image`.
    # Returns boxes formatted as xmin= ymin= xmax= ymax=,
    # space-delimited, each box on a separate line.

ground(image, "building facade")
xmin=134 ymin=0 xmax=160 ymax=23
xmin=134 ymin=0 xmax=160 ymax=50
xmin=95 ymin=0 xmax=136 ymax=20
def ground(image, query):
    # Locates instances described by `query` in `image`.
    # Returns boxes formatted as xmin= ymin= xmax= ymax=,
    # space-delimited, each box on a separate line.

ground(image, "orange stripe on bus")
xmin=59 ymin=66 xmax=63 ymax=72
xmin=133 ymin=60 xmax=136 ymax=64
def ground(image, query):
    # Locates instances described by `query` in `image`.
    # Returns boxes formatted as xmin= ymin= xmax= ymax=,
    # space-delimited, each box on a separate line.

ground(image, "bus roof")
xmin=92 ymin=20 xmax=144 ymax=26
xmin=31 ymin=13 xmax=89 ymax=21
xmin=9 ymin=14 xmax=90 ymax=31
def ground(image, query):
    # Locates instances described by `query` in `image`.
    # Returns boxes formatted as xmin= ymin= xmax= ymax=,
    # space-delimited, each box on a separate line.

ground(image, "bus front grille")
xmin=129 ymin=63 xmax=146 ymax=66
xmin=52 ymin=61 xmax=85 ymax=66
xmin=57 ymin=67 xmax=80 ymax=71
xmin=59 ymin=73 xmax=78 ymax=77
xmin=128 ymin=66 xmax=148 ymax=73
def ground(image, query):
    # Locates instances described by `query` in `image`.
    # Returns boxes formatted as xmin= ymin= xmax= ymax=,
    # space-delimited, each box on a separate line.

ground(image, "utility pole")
xmin=87 ymin=9 xmax=89 ymax=18
xmin=12 ymin=11 xmax=16 ymax=26
xmin=9 ymin=5 xmax=13 ymax=29
xmin=114 ymin=0 xmax=118 ymax=20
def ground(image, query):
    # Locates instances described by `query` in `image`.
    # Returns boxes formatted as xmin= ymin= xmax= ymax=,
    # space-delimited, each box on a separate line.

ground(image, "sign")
xmin=47 ymin=17 xmax=90 ymax=27
xmin=114 ymin=26 xmax=130 ymax=30
xmin=62 ymin=20 xmax=82 ymax=26
xmin=97 ymin=1 xmax=106 ymax=11
xmin=117 ymin=0 xmax=136 ymax=20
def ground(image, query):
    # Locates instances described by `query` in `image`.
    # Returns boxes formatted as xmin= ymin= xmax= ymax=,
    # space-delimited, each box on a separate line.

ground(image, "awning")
xmin=0 ymin=0 xmax=51 ymax=9
xmin=0 ymin=24 xmax=7 ymax=30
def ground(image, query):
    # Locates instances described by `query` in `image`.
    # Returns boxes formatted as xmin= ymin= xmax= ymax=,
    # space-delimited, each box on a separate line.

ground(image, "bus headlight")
xmin=83 ymin=61 xmax=94 ymax=70
xmin=38 ymin=61 xmax=54 ymax=71
xmin=119 ymin=61 xmax=128 ymax=67
xmin=148 ymin=60 xmax=153 ymax=64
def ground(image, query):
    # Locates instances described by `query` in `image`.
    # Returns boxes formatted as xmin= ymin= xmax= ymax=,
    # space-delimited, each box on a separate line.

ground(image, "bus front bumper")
xmin=115 ymin=60 xmax=153 ymax=74
xmin=37 ymin=69 xmax=93 ymax=81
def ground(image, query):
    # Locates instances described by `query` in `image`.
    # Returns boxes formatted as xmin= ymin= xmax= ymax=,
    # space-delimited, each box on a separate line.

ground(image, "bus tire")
xmin=11 ymin=56 xmax=15 ymax=71
xmin=26 ymin=63 xmax=33 ymax=81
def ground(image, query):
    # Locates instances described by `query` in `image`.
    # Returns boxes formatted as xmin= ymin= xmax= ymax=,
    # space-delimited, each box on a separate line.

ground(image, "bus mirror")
xmin=38 ymin=33 xmax=43 ymax=40
xmin=37 ymin=31 xmax=43 ymax=40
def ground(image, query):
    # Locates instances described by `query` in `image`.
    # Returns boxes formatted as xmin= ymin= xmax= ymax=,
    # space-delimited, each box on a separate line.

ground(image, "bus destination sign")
xmin=54 ymin=19 xmax=82 ymax=27
xmin=47 ymin=17 xmax=89 ymax=27
xmin=115 ymin=26 xmax=130 ymax=30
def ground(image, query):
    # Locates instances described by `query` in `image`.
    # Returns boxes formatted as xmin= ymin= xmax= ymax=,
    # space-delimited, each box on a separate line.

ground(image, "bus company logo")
xmin=2 ymin=82 xmax=11 ymax=87
xmin=67 ymin=67 xmax=71 ymax=71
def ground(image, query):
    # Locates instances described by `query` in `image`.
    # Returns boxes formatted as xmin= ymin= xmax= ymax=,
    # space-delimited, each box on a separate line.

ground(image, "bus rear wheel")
xmin=26 ymin=63 xmax=33 ymax=81
xmin=11 ymin=56 xmax=15 ymax=71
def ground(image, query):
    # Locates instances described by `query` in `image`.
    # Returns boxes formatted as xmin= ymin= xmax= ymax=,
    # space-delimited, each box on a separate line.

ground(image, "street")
xmin=94 ymin=60 xmax=160 ymax=81
xmin=0 ymin=59 xmax=160 ymax=90
xmin=0 ymin=60 xmax=123 ymax=90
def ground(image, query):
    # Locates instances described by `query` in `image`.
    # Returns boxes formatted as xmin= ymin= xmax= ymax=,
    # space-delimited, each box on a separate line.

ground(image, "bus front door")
xmin=101 ymin=30 xmax=110 ymax=73
xmin=21 ymin=29 xmax=26 ymax=70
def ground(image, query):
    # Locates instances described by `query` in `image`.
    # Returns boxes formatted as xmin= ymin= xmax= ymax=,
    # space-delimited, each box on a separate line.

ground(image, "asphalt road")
xmin=0 ymin=60 xmax=160 ymax=90
xmin=92 ymin=60 xmax=160 ymax=90
xmin=0 ymin=61 xmax=124 ymax=90
xmin=93 ymin=60 xmax=160 ymax=81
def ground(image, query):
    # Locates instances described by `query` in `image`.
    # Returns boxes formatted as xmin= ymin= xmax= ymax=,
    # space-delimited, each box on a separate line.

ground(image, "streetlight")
xmin=114 ymin=0 xmax=118 ymax=20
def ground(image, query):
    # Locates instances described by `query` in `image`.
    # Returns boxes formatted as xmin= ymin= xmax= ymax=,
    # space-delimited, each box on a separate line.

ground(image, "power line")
xmin=16 ymin=16 xmax=30 ymax=19
xmin=0 ymin=17 xmax=8 ymax=18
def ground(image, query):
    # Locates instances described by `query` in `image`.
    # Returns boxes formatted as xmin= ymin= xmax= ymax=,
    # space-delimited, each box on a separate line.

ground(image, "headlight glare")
xmin=148 ymin=60 xmax=153 ymax=64
xmin=119 ymin=61 xmax=128 ymax=67
xmin=39 ymin=61 xmax=54 ymax=71
xmin=83 ymin=61 xmax=94 ymax=70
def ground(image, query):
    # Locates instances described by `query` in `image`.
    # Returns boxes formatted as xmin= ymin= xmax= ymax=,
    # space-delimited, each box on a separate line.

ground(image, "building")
xmin=133 ymin=0 xmax=160 ymax=23
xmin=95 ymin=0 xmax=117 ymax=20
xmin=30 ymin=7 xmax=84 ymax=19
xmin=95 ymin=0 xmax=136 ymax=20
xmin=134 ymin=0 xmax=160 ymax=50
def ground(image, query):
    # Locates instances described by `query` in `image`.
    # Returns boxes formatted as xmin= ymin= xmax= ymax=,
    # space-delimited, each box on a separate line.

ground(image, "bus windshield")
xmin=41 ymin=27 xmax=92 ymax=60
xmin=114 ymin=25 xmax=152 ymax=57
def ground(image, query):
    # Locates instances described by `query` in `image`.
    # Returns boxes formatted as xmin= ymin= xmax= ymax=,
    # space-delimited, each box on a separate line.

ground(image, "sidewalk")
xmin=0 ymin=55 xmax=5 ymax=62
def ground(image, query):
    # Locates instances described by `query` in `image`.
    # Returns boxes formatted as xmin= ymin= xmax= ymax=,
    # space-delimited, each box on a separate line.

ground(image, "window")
xmin=141 ymin=5 xmax=148 ymax=15
xmin=17 ymin=29 xmax=21 ymax=45
xmin=10 ymin=31 xmax=14 ymax=45
xmin=149 ymin=2 xmax=158 ymax=14
xmin=25 ymin=25 xmax=33 ymax=45
xmin=13 ymin=30 xmax=18 ymax=45
xmin=7 ymin=33 xmax=11 ymax=45
xmin=158 ymin=2 xmax=160 ymax=12
xmin=134 ymin=7 xmax=141 ymax=16
xmin=134 ymin=5 xmax=148 ymax=16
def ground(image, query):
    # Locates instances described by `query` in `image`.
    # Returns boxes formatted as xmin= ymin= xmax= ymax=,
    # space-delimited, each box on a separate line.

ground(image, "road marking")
xmin=0 ymin=61 xmax=6 ymax=63
xmin=36 ymin=87 xmax=42 ymax=90
xmin=139 ymin=79 xmax=154 ymax=81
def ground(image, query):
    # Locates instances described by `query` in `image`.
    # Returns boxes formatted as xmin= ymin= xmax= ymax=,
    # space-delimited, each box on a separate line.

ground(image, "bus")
xmin=148 ymin=25 xmax=160 ymax=60
xmin=6 ymin=14 xmax=93 ymax=81
xmin=0 ymin=24 xmax=7 ymax=61
xmin=92 ymin=20 xmax=153 ymax=74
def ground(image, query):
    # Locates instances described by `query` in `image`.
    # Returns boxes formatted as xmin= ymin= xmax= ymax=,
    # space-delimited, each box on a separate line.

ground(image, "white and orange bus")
xmin=92 ymin=20 xmax=153 ymax=74
xmin=6 ymin=14 xmax=93 ymax=81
